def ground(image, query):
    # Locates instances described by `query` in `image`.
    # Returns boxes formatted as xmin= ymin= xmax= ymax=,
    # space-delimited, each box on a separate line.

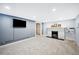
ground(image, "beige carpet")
xmin=0 ymin=35 xmax=79 ymax=55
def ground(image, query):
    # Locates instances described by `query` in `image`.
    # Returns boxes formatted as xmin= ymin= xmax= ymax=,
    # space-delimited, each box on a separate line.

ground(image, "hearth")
xmin=52 ymin=31 xmax=58 ymax=39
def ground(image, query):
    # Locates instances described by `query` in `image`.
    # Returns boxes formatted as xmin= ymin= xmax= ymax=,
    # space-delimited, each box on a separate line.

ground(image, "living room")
xmin=0 ymin=3 xmax=79 ymax=55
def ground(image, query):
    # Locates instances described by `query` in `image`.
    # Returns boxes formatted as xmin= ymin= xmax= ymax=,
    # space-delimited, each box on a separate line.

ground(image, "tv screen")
xmin=13 ymin=19 xmax=26 ymax=28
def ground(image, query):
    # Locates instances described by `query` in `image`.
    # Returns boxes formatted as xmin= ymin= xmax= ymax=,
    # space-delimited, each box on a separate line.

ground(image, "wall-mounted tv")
xmin=13 ymin=19 xmax=26 ymax=28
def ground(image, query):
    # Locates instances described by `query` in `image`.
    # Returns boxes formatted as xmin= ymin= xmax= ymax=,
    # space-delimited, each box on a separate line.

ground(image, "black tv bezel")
xmin=13 ymin=19 xmax=26 ymax=28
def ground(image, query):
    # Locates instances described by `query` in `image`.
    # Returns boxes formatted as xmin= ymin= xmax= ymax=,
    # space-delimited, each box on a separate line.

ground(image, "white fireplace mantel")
xmin=47 ymin=28 xmax=65 ymax=39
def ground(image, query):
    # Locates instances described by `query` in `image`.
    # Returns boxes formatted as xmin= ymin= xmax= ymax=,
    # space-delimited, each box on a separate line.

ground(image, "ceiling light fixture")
xmin=52 ymin=8 xmax=56 ymax=12
xmin=4 ymin=6 xmax=11 ymax=10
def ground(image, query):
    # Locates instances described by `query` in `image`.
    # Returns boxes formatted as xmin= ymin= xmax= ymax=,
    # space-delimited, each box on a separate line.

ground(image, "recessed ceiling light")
xmin=52 ymin=8 xmax=56 ymax=12
xmin=4 ymin=6 xmax=11 ymax=10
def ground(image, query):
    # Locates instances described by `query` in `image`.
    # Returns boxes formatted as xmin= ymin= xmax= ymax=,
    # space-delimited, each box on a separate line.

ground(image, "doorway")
xmin=36 ymin=23 xmax=40 ymax=35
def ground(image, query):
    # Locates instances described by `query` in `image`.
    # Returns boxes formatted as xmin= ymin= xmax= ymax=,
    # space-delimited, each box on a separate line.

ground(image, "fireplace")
xmin=52 ymin=31 xmax=58 ymax=39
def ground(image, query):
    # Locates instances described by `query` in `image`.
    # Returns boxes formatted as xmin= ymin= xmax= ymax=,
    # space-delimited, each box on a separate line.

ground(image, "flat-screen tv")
xmin=13 ymin=19 xmax=26 ymax=28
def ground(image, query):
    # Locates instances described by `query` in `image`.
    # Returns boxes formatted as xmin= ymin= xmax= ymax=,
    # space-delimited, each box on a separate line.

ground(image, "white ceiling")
xmin=0 ymin=3 xmax=79 ymax=22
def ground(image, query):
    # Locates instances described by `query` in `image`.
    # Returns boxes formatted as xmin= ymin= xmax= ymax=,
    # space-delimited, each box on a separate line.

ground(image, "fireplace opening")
xmin=52 ymin=31 xmax=58 ymax=39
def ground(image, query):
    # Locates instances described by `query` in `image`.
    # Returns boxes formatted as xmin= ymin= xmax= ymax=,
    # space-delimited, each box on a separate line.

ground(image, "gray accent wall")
xmin=0 ymin=15 xmax=13 ymax=43
xmin=0 ymin=15 xmax=2 ymax=43
xmin=75 ymin=15 xmax=79 ymax=46
xmin=14 ymin=20 xmax=35 ymax=40
xmin=0 ymin=13 xmax=35 ymax=45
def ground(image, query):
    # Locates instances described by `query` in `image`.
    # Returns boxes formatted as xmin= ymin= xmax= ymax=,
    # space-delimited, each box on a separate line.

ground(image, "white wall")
xmin=43 ymin=19 xmax=75 ymax=35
